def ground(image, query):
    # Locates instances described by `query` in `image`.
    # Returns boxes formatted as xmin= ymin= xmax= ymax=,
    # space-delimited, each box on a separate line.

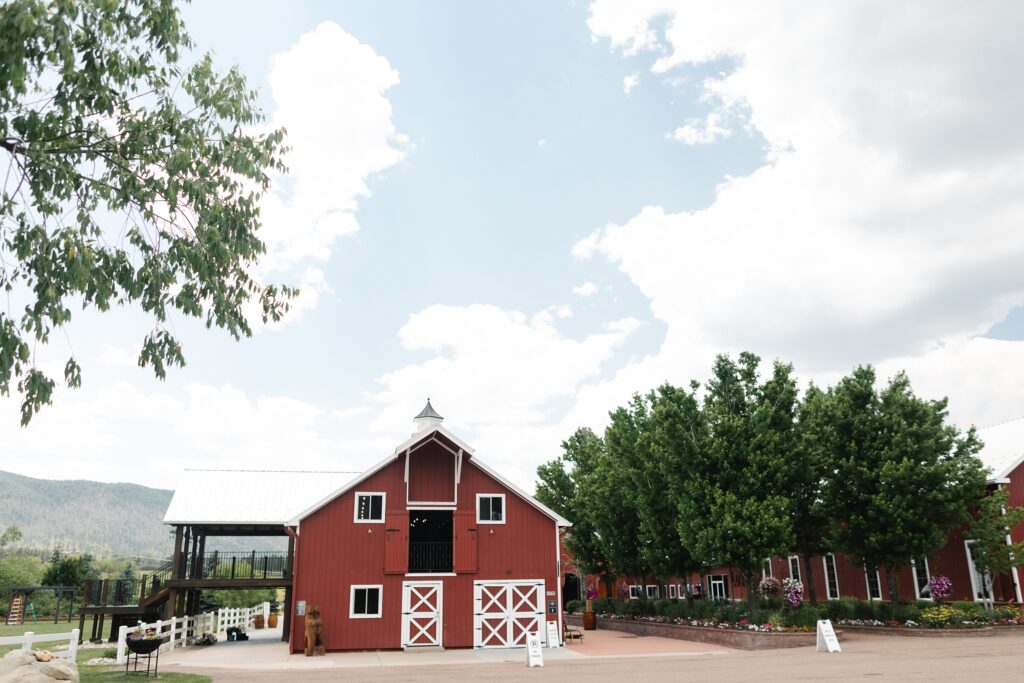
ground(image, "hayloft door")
xmin=401 ymin=581 xmax=443 ymax=648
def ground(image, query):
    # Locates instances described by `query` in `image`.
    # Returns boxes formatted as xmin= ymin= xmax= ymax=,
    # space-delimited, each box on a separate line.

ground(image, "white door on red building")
xmin=402 ymin=581 xmax=443 ymax=648
xmin=473 ymin=580 xmax=545 ymax=648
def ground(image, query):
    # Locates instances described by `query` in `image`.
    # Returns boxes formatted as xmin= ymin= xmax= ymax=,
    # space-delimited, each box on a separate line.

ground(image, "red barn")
xmin=286 ymin=401 xmax=570 ymax=652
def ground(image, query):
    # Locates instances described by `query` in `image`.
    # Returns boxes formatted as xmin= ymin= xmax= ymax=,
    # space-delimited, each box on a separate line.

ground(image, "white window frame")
xmin=679 ymin=583 xmax=686 ymax=598
xmin=709 ymin=575 xmax=727 ymax=600
xmin=667 ymin=584 xmax=678 ymax=599
xmin=762 ymin=558 xmax=773 ymax=579
xmin=864 ymin=565 xmax=882 ymax=601
xmin=822 ymin=553 xmax=840 ymax=600
xmin=788 ymin=555 xmax=801 ymax=582
xmin=476 ymin=493 xmax=506 ymax=524
xmin=628 ymin=585 xmax=642 ymax=600
xmin=911 ymin=557 xmax=932 ymax=601
xmin=353 ymin=492 xmax=386 ymax=523
xmin=349 ymin=584 xmax=383 ymax=618
xmin=645 ymin=584 xmax=659 ymax=599
xmin=965 ymin=540 xmax=988 ymax=602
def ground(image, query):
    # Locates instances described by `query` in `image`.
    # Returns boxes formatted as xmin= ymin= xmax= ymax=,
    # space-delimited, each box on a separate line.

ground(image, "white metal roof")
xmin=163 ymin=469 xmax=356 ymax=525
xmin=976 ymin=419 xmax=1024 ymax=482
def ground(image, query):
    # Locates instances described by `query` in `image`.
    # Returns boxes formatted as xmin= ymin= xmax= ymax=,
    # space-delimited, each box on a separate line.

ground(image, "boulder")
xmin=0 ymin=650 xmax=79 ymax=683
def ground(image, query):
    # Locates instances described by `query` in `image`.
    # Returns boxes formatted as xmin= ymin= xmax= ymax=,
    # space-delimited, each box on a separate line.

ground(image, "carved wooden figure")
xmin=304 ymin=604 xmax=325 ymax=656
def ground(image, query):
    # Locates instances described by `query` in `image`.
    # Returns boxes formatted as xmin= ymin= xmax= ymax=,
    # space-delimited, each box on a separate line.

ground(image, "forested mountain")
xmin=0 ymin=471 xmax=173 ymax=559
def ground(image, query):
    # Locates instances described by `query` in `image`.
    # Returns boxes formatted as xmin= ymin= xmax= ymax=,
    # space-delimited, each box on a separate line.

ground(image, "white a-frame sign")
xmin=816 ymin=620 xmax=841 ymax=653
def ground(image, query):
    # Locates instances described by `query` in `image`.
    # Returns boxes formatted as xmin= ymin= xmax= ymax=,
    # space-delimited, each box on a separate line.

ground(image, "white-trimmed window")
xmin=762 ymin=559 xmax=773 ymax=579
xmin=911 ymin=557 xmax=932 ymax=600
xmin=679 ymin=583 xmax=686 ymax=598
xmin=646 ymin=584 xmax=659 ymax=599
xmin=709 ymin=575 xmax=728 ymax=600
xmin=354 ymin=492 xmax=385 ymax=523
xmin=864 ymin=565 xmax=882 ymax=600
xmin=628 ymin=585 xmax=642 ymax=600
xmin=788 ymin=555 xmax=801 ymax=582
xmin=477 ymin=494 xmax=506 ymax=524
xmin=965 ymin=540 xmax=988 ymax=601
xmin=350 ymin=585 xmax=382 ymax=618
xmin=823 ymin=553 xmax=840 ymax=600
xmin=667 ymin=584 xmax=678 ymax=599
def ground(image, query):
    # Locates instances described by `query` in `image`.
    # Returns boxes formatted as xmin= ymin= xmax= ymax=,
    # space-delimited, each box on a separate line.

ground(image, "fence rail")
xmin=0 ymin=629 xmax=79 ymax=661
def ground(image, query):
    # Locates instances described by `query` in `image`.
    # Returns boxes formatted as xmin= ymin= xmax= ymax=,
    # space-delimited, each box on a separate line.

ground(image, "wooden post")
xmin=168 ymin=525 xmax=184 ymax=622
xmin=282 ymin=532 xmax=295 ymax=642
xmin=197 ymin=534 xmax=207 ymax=579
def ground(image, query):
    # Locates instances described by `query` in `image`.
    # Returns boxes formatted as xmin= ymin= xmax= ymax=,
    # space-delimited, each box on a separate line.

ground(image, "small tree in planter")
xmin=967 ymin=488 xmax=1024 ymax=613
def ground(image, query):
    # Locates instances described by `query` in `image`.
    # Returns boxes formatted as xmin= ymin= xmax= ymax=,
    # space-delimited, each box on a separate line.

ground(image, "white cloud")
xmin=668 ymin=112 xmax=731 ymax=145
xmin=259 ymin=22 xmax=405 ymax=273
xmin=537 ymin=138 xmax=548 ymax=147
xmin=367 ymin=304 xmax=641 ymax=478
xmin=572 ymin=281 xmax=599 ymax=297
xmin=623 ymin=73 xmax=640 ymax=94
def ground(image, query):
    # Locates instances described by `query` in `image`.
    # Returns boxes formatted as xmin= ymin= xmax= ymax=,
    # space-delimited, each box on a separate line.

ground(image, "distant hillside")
xmin=0 ymin=471 xmax=173 ymax=558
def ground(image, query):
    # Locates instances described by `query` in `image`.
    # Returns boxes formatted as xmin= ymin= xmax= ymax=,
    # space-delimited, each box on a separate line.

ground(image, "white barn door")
xmin=473 ymin=580 xmax=545 ymax=648
xmin=402 ymin=581 xmax=443 ymax=648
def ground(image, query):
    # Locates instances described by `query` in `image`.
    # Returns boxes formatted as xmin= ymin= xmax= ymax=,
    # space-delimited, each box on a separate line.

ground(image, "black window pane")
xmin=355 ymin=588 xmax=367 ymax=614
xmin=370 ymin=495 xmax=382 ymax=520
xmin=492 ymin=497 xmax=502 ymax=521
xmin=479 ymin=497 xmax=490 ymax=519
xmin=357 ymin=496 xmax=368 ymax=520
xmin=366 ymin=588 xmax=379 ymax=615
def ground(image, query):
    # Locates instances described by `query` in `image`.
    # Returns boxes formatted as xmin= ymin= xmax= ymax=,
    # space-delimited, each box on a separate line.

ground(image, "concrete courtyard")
xmin=156 ymin=626 xmax=1024 ymax=682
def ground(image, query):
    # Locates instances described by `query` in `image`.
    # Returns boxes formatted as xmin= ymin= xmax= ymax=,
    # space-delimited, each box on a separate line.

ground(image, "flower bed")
xmin=565 ymin=614 xmax=829 ymax=650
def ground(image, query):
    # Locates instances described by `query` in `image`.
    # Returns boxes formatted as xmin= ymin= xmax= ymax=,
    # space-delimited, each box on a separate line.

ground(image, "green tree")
xmin=592 ymin=396 xmax=652 ymax=590
xmin=788 ymin=384 xmax=835 ymax=602
xmin=535 ymin=428 xmax=615 ymax=598
xmin=641 ymin=383 xmax=702 ymax=594
xmin=824 ymin=366 xmax=987 ymax=602
xmin=0 ymin=525 xmax=22 ymax=548
xmin=0 ymin=554 xmax=46 ymax=615
xmin=1 ymin=0 xmax=292 ymax=424
xmin=967 ymin=488 xmax=1024 ymax=612
xmin=40 ymin=546 xmax=98 ymax=588
xmin=678 ymin=353 xmax=796 ymax=609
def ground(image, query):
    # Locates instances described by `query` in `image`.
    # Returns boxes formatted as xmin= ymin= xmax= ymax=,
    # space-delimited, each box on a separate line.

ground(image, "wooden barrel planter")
xmin=268 ymin=613 xmax=279 ymax=628
xmin=254 ymin=615 xmax=265 ymax=629
xmin=582 ymin=611 xmax=597 ymax=630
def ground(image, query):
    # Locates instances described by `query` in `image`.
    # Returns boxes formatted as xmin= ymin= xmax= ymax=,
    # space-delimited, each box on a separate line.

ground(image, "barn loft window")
xmin=350 ymin=585 xmax=382 ymax=618
xmin=354 ymin=492 xmax=385 ymax=523
xmin=477 ymin=494 xmax=505 ymax=524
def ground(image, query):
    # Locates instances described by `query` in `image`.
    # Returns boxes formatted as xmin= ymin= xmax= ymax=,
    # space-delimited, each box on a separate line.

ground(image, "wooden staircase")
xmin=6 ymin=593 xmax=23 ymax=625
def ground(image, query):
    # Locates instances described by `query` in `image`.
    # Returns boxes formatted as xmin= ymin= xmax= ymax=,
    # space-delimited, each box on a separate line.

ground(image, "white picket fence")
xmin=215 ymin=602 xmax=270 ymax=639
xmin=115 ymin=602 xmax=270 ymax=665
xmin=0 ymin=629 xmax=80 ymax=661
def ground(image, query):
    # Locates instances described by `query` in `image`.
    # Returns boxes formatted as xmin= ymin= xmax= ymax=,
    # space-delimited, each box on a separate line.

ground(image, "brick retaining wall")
xmin=838 ymin=625 xmax=996 ymax=637
xmin=565 ymin=614 xmax=822 ymax=650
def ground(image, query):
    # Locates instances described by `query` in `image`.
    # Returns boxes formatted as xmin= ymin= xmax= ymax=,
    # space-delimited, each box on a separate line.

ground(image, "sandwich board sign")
xmin=546 ymin=620 xmax=560 ymax=648
xmin=816 ymin=620 xmax=841 ymax=653
xmin=526 ymin=633 xmax=544 ymax=667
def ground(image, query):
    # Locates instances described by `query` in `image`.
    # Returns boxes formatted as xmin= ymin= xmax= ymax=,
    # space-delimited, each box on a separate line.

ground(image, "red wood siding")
xmin=290 ymin=451 xmax=561 ymax=652
xmin=453 ymin=511 xmax=477 ymax=573
xmin=407 ymin=442 xmax=455 ymax=502
xmin=384 ymin=511 xmax=409 ymax=574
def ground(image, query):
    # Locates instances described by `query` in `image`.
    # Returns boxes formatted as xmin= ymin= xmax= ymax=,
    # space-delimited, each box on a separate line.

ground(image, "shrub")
xmin=566 ymin=599 xmax=582 ymax=614
xmin=783 ymin=605 xmax=822 ymax=629
xmin=892 ymin=603 xmax=921 ymax=623
xmin=102 ymin=648 xmax=117 ymax=659
xmin=951 ymin=601 xmax=983 ymax=617
xmin=823 ymin=600 xmax=850 ymax=622
xmin=873 ymin=601 xmax=892 ymax=621
xmin=852 ymin=599 xmax=875 ymax=620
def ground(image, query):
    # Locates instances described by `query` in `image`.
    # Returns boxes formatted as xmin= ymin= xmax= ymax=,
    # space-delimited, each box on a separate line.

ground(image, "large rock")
xmin=0 ymin=650 xmax=79 ymax=683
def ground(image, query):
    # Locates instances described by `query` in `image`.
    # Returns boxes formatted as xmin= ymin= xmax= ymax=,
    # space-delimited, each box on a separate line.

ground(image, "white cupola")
xmin=413 ymin=398 xmax=444 ymax=433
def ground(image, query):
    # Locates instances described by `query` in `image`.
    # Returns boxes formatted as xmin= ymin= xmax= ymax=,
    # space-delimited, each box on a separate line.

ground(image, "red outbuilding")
xmin=286 ymin=401 xmax=570 ymax=652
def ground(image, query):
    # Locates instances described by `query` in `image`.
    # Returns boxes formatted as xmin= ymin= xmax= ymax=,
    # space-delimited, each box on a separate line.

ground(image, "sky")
xmin=3 ymin=0 xmax=1024 ymax=492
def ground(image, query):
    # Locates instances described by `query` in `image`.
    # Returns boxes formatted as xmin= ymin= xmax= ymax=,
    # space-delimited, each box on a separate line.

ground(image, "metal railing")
xmin=188 ymin=551 xmax=289 ymax=580
xmin=408 ymin=542 xmax=452 ymax=573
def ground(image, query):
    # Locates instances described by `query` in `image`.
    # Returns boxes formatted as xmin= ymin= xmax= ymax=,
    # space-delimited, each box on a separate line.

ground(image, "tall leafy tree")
xmin=824 ymin=366 xmax=987 ymax=602
xmin=678 ymin=353 xmax=797 ymax=609
xmin=788 ymin=384 xmax=835 ymax=602
xmin=641 ymin=383 xmax=702 ymax=593
xmin=535 ymin=428 xmax=615 ymax=597
xmin=0 ymin=525 xmax=21 ymax=548
xmin=593 ymin=395 xmax=652 ymax=589
xmin=41 ymin=546 xmax=98 ymax=589
xmin=967 ymin=488 xmax=1024 ymax=612
xmin=1 ymin=0 xmax=292 ymax=423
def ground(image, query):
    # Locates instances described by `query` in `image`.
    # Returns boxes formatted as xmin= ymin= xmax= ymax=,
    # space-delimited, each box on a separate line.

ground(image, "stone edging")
xmin=838 ymin=624 xmax=996 ymax=637
xmin=565 ymin=614 xmax=823 ymax=650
